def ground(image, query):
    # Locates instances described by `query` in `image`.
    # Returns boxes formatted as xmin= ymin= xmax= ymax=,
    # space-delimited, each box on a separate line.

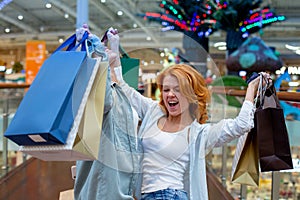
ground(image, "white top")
xmin=141 ymin=123 xmax=190 ymax=193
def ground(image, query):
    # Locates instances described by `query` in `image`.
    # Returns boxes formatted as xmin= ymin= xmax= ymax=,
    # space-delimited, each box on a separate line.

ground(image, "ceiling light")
xmin=218 ymin=46 xmax=227 ymax=51
xmin=295 ymin=50 xmax=300 ymax=55
xmin=45 ymin=3 xmax=52 ymax=9
xmin=213 ymin=42 xmax=226 ymax=47
xmin=133 ymin=23 xmax=137 ymax=28
xmin=58 ymin=38 xmax=64 ymax=43
xmin=64 ymin=13 xmax=69 ymax=19
xmin=239 ymin=71 xmax=247 ymax=77
xmin=117 ymin=10 xmax=123 ymax=16
xmin=100 ymin=0 xmax=106 ymax=3
xmin=146 ymin=36 xmax=151 ymax=41
xmin=285 ymin=44 xmax=300 ymax=51
xmin=17 ymin=15 xmax=23 ymax=20
xmin=4 ymin=28 xmax=10 ymax=33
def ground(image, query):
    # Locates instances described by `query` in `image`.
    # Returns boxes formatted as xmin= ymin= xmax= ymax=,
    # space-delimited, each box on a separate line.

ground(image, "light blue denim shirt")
xmin=115 ymin=66 xmax=255 ymax=200
xmin=74 ymin=67 xmax=141 ymax=200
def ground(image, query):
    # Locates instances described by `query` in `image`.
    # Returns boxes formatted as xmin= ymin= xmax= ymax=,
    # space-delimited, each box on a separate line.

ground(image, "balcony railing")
xmin=0 ymin=83 xmax=299 ymax=199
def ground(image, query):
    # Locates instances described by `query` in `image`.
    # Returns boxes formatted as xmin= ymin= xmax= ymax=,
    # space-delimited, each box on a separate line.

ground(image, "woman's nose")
xmin=167 ymin=90 xmax=175 ymax=96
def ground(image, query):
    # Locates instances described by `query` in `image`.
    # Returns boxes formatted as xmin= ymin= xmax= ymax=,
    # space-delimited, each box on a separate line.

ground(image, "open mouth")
xmin=168 ymin=101 xmax=179 ymax=107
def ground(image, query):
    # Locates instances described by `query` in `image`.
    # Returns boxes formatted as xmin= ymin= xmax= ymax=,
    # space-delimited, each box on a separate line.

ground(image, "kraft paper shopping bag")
xmin=19 ymin=60 xmax=108 ymax=161
xmin=5 ymin=32 xmax=95 ymax=146
xmin=231 ymin=128 xmax=259 ymax=187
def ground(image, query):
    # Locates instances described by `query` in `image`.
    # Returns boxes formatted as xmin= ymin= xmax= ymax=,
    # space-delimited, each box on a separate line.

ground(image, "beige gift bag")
xmin=231 ymin=129 xmax=259 ymax=187
xmin=19 ymin=59 xmax=108 ymax=161
xmin=59 ymin=189 xmax=74 ymax=200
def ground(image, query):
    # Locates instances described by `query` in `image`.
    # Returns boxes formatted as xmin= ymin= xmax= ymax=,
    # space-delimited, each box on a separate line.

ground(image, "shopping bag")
xmin=231 ymin=128 xmax=259 ymax=187
xmin=59 ymin=189 xmax=74 ymax=200
xmin=4 ymin=32 xmax=95 ymax=146
xmin=120 ymin=46 xmax=139 ymax=89
xmin=19 ymin=60 xmax=108 ymax=161
xmin=256 ymin=82 xmax=293 ymax=172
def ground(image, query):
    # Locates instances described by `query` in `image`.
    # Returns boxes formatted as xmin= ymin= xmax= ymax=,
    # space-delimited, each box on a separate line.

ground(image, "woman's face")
xmin=162 ymin=75 xmax=190 ymax=117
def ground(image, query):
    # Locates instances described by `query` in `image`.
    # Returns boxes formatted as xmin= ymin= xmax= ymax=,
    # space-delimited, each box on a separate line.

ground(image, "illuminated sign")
xmin=276 ymin=66 xmax=300 ymax=75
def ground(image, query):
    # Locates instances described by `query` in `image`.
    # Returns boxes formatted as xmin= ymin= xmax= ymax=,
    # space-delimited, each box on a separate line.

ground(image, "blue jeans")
xmin=141 ymin=188 xmax=188 ymax=200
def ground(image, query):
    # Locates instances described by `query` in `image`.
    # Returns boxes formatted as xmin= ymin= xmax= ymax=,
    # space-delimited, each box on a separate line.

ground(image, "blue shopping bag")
xmin=5 ymin=32 xmax=97 ymax=146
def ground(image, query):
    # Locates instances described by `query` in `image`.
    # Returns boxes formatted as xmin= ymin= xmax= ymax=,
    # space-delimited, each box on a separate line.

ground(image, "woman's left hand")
xmin=245 ymin=72 xmax=272 ymax=103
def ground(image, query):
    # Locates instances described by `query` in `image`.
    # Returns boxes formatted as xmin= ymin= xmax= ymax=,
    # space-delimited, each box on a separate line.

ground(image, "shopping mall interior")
xmin=0 ymin=0 xmax=300 ymax=199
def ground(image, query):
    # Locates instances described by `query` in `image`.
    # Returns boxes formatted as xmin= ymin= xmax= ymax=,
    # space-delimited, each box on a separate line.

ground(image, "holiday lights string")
xmin=140 ymin=0 xmax=286 ymax=40
xmin=240 ymin=7 xmax=286 ymax=34
xmin=140 ymin=0 xmax=217 ymax=38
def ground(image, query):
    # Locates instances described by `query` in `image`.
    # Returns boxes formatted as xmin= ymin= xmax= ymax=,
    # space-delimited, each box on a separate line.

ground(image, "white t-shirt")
xmin=141 ymin=123 xmax=190 ymax=193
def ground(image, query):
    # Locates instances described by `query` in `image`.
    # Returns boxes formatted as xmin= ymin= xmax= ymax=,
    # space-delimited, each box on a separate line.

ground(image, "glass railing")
xmin=0 ymin=83 xmax=29 ymax=178
xmin=208 ymin=86 xmax=300 ymax=200
xmin=0 ymin=82 xmax=299 ymax=200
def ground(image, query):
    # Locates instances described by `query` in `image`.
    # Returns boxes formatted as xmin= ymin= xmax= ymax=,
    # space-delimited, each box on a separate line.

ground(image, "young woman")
xmin=107 ymin=30 xmax=270 ymax=200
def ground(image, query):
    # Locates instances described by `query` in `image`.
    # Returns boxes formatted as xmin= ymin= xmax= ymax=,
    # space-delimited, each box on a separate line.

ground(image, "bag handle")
xmin=258 ymin=74 xmax=280 ymax=109
xmin=119 ymin=44 xmax=130 ymax=58
xmin=53 ymin=31 xmax=89 ymax=53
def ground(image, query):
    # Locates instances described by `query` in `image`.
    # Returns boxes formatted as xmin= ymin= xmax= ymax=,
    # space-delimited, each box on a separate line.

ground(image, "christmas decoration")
xmin=226 ymin=37 xmax=283 ymax=72
xmin=139 ymin=0 xmax=217 ymax=49
xmin=206 ymin=0 xmax=286 ymax=52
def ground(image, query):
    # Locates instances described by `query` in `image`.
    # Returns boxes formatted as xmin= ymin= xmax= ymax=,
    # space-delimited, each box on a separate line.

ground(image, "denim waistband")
xmin=141 ymin=188 xmax=188 ymax=200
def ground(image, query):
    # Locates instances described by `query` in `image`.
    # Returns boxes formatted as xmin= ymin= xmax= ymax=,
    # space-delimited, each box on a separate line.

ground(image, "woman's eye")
xmin=163 ymin=89 xmax=170 ymax=92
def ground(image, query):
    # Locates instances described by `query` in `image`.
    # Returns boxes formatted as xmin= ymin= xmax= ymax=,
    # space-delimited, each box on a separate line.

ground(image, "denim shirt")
xmin=115 ymin=67 xmax=255 ymax=200
xmin=74 ymin=67 xmax=141 ymax=200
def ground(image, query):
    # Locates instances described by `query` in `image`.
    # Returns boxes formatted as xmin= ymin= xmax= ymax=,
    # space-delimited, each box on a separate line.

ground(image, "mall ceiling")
xmin=0 ymin=0 xmax=300 ymax=58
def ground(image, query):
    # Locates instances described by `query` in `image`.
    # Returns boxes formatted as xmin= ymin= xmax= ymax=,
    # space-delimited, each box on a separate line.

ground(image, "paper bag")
xmin=59 ymin=189 xmax=74 ymax=200
xmin=256 ymin=84 xmax=293 ymax=172
xmin=5 ymin=32 xmax=94 ymax=146
xmin=231 ymin=128 xmax=259 ymax=187
xmin=19 ymin=60 xmax=108 ymax=161
xmin=120 ymin=45 xmax=139 ymax=89
xmin=121 ymin=57 xmax=139 ymax=90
